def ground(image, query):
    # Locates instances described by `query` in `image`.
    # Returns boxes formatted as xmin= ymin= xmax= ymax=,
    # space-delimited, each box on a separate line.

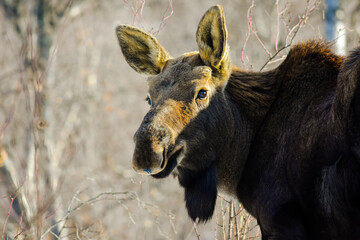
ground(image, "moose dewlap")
xmin=115 ymin=5 xmax=360 ymax=239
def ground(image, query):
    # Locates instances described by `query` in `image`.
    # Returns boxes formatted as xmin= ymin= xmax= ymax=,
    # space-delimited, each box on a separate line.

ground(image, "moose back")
xmin=115 ymin=5 xmax=360 ymax=239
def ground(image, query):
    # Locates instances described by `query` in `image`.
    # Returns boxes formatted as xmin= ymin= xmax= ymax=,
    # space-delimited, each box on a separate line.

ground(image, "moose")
xmin=115 ymin=5 xmax=360 ymax=239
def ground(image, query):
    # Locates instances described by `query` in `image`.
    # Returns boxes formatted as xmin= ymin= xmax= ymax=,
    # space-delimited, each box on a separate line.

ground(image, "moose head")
xmin=116 ymin=5 xmax=255 ymax=222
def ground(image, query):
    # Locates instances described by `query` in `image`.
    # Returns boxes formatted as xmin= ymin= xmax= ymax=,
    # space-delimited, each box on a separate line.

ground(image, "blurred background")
xmin=0 ymin=0 xmax=359 ymax=239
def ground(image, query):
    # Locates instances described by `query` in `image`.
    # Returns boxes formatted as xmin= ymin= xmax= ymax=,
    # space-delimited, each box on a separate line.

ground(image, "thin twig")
xmin=275 ymin=0 xmax=280 ymax=52
xmin=260 ymin=0 xmax=322 ymax=71
xmin=41 ymin=191 xmax=135 ymax=239
xmin=193 ymin=222 xmax=201 ymax=240
xmin=153 ymin=0 xmax=174 ymax=35
xmin=220 ymin=196 xmax=226 ymax=240
xmin=2 ymin=196 xmax=16 ymax=239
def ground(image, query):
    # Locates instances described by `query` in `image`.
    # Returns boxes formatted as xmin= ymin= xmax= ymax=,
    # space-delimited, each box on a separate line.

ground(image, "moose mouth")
xmin=152 ymin=145 xmax=184 ymax=179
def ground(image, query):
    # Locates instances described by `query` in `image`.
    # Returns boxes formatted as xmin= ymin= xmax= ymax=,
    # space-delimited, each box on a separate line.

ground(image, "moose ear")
xmin=116 ymin=25 xmax=170 ymax=75
xmin=196 ymin=5 xmax=229 ymax=72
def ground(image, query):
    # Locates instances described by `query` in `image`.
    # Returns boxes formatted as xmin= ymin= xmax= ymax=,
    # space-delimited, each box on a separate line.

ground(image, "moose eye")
xmin=196 ymin=89 xmax=208 ymax=100
xmin=145 ymin=96 xmax=151 ymax=106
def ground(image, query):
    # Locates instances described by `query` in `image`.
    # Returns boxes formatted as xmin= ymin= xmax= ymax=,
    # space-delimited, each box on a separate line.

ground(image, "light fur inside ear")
xmin=115 ymin=25 xmax=170 ymax=75
xmin=196 ymin=5 xmax=229 ymax=72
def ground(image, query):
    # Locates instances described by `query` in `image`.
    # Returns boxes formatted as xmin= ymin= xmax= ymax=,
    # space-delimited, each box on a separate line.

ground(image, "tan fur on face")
xmin=152 ymin=99 xmax=194 ymax=144
xmin=147 ymin=59 xmax=214 ymax=155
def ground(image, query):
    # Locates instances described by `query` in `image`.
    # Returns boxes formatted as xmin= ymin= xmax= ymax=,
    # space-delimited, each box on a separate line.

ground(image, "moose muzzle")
xmin=132 ymin=110 xmax=173 ymax=175
xmin=132 ymin=99 xmax=193 ymax=175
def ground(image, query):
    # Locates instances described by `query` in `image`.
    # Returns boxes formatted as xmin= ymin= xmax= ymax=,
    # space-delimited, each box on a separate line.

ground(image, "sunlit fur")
xmin=196 ymin=5 xmax=229 ymax=74
xmin=116 ymin=25 xmax=170 ymax=75
xmin=116 ymin=5 xmax=360 ymax=239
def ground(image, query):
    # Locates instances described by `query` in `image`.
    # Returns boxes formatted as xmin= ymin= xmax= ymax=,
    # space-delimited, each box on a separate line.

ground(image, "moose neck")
xmin=216 ymin=66 xmax=280 ymax=195
xmin=226 ymin=66 xmax=280 ymax=126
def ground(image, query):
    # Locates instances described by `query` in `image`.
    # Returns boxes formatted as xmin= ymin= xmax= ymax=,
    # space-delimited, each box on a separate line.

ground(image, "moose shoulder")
xmin=115 ymin=5 xmax=360 ymax=239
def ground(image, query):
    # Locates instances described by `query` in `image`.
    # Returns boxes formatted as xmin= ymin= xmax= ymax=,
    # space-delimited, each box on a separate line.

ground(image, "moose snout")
xmin=132 ymin=123 xmax=171 ymax=175
xmin=132 ymin=146 xmax=165 ymax=175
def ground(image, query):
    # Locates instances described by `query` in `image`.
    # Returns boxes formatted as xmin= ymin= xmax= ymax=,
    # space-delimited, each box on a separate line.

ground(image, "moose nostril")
xmin=143 ymin=169 xmax=152 ymax=174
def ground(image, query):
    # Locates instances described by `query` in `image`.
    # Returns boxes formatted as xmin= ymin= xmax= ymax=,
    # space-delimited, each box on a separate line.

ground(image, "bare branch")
xmin=41 ymin=191 xmax=136 ymax=239
xmin=260 ymin=0 xmax=322 ymax=71
xmin=123 ymin=0 xmax=174 ymax=35
xmin=153 ymin=0 xmax=174 ymax=35
xmin=193 ymin=222 xmax=201 ymax=240
xmin=275 ymin=0 xmax=280 ymax=52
